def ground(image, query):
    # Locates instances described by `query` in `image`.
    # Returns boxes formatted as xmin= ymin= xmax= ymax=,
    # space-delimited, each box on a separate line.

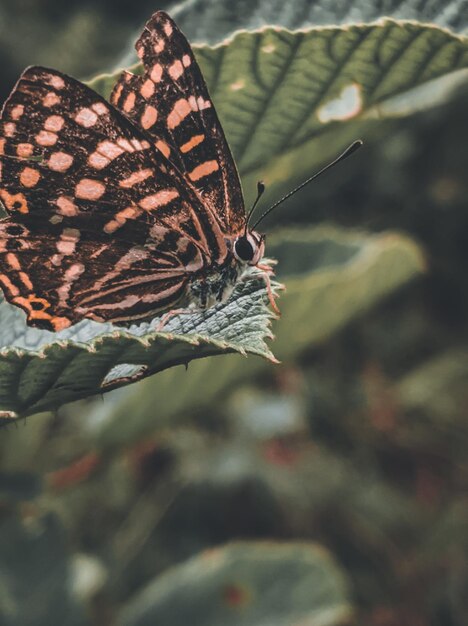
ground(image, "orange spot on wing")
xmin=197 ymin=97 xmax=211 ymax=110
xmin=44 ymin=115 xmax=65 ymax=132
xmin=167 ymin=99 xmax=192 ymax=129
xmin=92 ymin=102 xmax=107 ymax=115
xmin=0 ymin=190 xmax=29 ymax=213
xmin=141 ymin=105 xmax=158 ymax=129
xmin=140 ymin=79 xmax=155 ymax=99
xmin=88 ymin=152 xmax=109 ymax=169
xmin=139 ymin=190 xmax=179 ymax=210
xmin=20 ymin=167 xmax=41 ymax=188
xmin=75 ymin=108 xmax=98 ymax=127
xmin=89 ymin=140 xmax=125 ymax=169
xmin=114 ymin=140 xmax=131 ymax=155
xmin=188 ymin=160 xmax=219 ymax=181
xmin=56 ymin=196 xmax=78 ymax=216
xmin=4 ymin=123 xmax=16 ymax=138
xmin=13 ymin=295 xmax=47 ymax=311
xmin=0 ymin=274 xmax=20 ymax=296
xmin=180 ymin=134 xmax=205 ymax=153
xmin=123 ymin=92 xmax=136 ymax=113
xmin=103 ymin=206 xmax=141 ymax=233
xmin=17 ymin=143 xmax=34 ymax=157
xmin=150 ymin=64 xmax=163 ymax=83
xmin=155 ymin=140 xmax=171 ymax=158
xmin=119 ymin=169 xmax=153 ymax=188
xmin=6 ymin=253 xmax=21 ymax=270
xmin=10 ymin=293 xmax=70 ymax=329
xmin=36 ymin=130 xmax=57 ymax=146
xmin=75 ymin=179 xmax=106 ymax=200
xmin=48 ymin=152 xmax=73 ymax=172
xmin=49 ymin=75 xmax=65 ymax=90
xmin=154 ymin=39 xmax=165 ymax=53
xmin=19 ymin=272 xmax=33 ymax=291
xmin=169 ymin=60 xmax=184 ymax=80
xmin=10 ymin=105 xmax=24 ymax=120
xmin=43 ymin=92 xmax=61 ymax=107
xmin=50 ymin=316 xmax=72 ymax=331
xmin=112 ymin=83 xmax=123 ymax=104
xmin=116 ymin=138 xmax=135 ymax=152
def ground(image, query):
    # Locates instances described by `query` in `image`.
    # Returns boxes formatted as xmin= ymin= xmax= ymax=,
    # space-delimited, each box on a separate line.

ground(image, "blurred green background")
xmin=1 ymin=1 xmax=468 ymax=626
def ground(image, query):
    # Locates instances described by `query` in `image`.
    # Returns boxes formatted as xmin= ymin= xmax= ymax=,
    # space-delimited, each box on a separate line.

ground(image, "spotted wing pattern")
xmin=110 ymin=11 xmax=245 ymax=235
xmin=0 ymin=65 xmax=228 ymax=330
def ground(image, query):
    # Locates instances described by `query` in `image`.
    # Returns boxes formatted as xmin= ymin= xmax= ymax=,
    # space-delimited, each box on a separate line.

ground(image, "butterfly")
xmin=0 ymin=11 xmax=362 ymax=333
xmin=0 ymin=11 xmax=281 ymax=332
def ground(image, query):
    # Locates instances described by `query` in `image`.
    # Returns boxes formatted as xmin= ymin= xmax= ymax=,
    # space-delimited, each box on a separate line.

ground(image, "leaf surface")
xmin=119 ymin=541 xmax=352 ymax=626
xmin=95 ymin=226 xmax=425 ymax=448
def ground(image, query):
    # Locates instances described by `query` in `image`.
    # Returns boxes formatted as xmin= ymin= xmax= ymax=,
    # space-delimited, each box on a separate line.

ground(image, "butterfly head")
xmin=233 ymin=230 xmax=265 ymax=266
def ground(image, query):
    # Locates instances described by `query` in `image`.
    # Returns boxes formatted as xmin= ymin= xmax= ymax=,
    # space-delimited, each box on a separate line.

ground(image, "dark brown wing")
xmin=0 ymin=66 xmax=227 ymax=330
xmin=110 ymin=11 xmax=245 ymax=235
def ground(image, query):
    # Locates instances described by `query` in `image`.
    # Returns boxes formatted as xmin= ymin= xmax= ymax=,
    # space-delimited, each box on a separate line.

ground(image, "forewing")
xmin=0 ymin=66 xmax=225 ymax=329
xmin=110 ymin=11 xmax=245 ymax=235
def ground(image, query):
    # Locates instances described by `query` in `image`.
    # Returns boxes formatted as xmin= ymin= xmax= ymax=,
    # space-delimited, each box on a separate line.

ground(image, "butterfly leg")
xmin=256 ymin=265 xmax=281 ymax=316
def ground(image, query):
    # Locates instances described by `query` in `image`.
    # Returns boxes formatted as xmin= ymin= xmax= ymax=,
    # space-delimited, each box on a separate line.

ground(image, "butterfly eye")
xmin=234 ymin=236 xmax=255 ymax=262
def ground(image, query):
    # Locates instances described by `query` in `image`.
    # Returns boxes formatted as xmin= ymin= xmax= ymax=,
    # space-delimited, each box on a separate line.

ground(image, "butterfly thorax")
xmin=186 ymin=230 xmax=265 ymax=309
xmin=187 ymin=256 xmax=240 ymax=309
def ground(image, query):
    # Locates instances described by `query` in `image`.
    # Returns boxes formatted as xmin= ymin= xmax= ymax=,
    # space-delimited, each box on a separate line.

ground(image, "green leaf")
xmin=2 ymin=20 xmax=443 ymax=421
xmin=268 ymin=226 xmax=426 ymax=358
xmin=169 ymin=0 xmax=468 ymax=44
xmin=396 ymin=349 xmax=468 ymax=459
xmin=92 ymin=20 xmax=468 ymax=206
xmin=95 ymin=226 xmax=424 ymax=448
xmin=0 ymin=471 xmax=42 ymax=502
xmin=118 ymin=542 xmax=352 ymax=626
xmin=0 ymin=273 xmax=278 ymax=421
xmin=0 ymin=512 xmax=87 ymax=626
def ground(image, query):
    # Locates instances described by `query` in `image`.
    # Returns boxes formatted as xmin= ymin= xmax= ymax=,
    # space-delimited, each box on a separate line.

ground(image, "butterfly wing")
xmin=111 ymin=11 xmax=245 ymax=236
xmin=0 ymin=66 xmax=228 ymax=330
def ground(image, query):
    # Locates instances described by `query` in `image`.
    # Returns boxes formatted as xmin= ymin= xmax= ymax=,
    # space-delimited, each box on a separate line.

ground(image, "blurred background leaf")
xmin=94 ymin=20 xmax=468 ymax=209
xmin=118 ymin=542 xmax=352 ymax=626
xmin=0 ymin=509 xmax=88 ymax=626
xmin=170 ymin=0 xmax=468 ymax=43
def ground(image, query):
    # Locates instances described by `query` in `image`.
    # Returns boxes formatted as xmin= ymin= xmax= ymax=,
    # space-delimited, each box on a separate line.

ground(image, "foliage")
xmin=0 ymin=2 xmax=467 ymax=626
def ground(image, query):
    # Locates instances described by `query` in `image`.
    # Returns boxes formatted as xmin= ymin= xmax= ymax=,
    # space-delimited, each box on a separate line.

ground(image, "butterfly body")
xmin=0 ymin=11 xmax=273 ymax=331
xmin=189 ymin=227 xmax=267 ymax=307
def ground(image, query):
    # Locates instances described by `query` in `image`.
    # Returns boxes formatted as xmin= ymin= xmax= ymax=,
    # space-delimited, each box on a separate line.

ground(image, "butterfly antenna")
xmin=245 ymin=181 xmax=266 ymax=235
xmin=250 ymin=140 xmax=363 ymax=231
